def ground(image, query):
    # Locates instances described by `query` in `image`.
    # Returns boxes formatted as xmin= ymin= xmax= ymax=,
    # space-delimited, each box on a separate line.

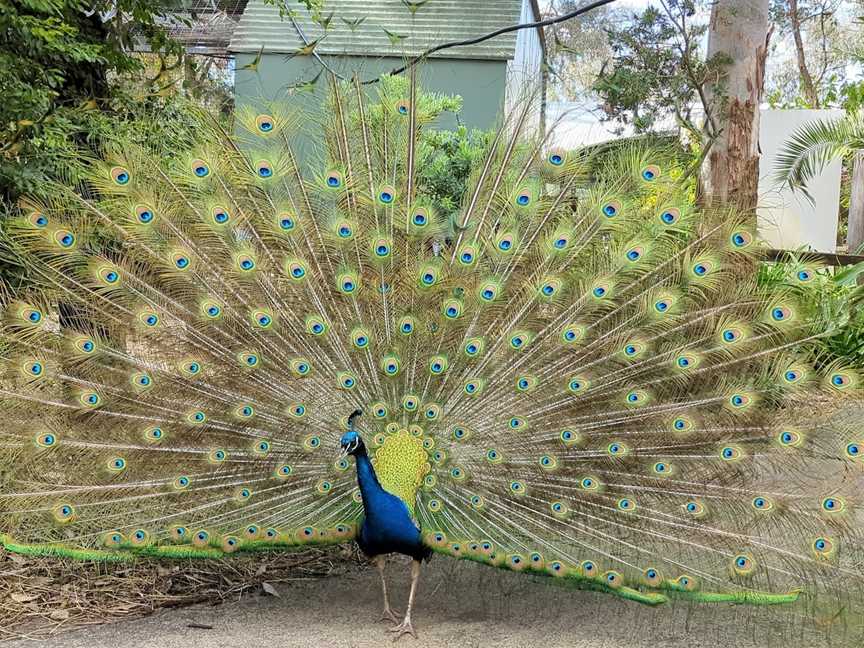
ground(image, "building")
xmin=228 ymin=0 xmax=545 ymax=132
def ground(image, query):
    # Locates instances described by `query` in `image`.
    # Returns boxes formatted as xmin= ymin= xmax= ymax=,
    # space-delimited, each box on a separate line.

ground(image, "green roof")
xmin=228 ymin=0 xmax=529 ymax=61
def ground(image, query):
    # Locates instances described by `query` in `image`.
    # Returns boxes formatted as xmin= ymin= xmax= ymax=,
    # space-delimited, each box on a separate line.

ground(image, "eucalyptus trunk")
xmin=700 ymin=0 xmax=771 ymax=212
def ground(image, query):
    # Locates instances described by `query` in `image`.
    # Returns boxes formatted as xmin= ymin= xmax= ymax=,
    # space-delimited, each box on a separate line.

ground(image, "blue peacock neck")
xmin=353 ymin=446 xmax=384 ymax=514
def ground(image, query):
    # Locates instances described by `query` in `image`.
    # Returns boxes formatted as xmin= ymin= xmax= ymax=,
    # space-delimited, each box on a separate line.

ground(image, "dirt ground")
xmin=6 ymin=556 xmax=860 ymax=648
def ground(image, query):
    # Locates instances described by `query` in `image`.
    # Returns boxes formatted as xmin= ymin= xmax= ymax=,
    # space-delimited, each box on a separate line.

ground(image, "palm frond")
xmin=773 ymin=112 xmax=864 ymax=195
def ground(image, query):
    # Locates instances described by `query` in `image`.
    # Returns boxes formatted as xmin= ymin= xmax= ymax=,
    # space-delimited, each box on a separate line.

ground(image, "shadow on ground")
xmin=8 ymin=556 xmax=860 ymax=647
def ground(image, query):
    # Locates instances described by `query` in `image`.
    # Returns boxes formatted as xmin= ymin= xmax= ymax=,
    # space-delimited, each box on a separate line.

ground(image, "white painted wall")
xmin=757 ymin=109 xmax=843 ymax=253
xmin=505 ymin=0 xmax=544 ymax=131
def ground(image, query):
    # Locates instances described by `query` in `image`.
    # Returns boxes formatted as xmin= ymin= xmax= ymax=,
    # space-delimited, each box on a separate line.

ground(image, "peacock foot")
xmin=388 ymin=617 xmax=418 ymax=641
xmin=378 ymin=607 xmax=401 ymax=624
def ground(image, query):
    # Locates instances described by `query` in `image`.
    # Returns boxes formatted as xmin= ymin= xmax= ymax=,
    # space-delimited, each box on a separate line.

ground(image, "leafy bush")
xmin=758 ymin=258 xmax=864 ymax=368
xmin=417 ymin=127 xmax=492 ymax=233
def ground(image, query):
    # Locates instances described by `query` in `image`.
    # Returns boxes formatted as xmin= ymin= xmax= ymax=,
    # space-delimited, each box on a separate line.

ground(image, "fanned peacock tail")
xmin=1 ymin=73 xmax=863 ymax=622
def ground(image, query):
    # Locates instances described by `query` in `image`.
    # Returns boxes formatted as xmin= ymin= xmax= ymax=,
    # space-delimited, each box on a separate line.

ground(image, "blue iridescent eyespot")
xmin=135 ymin=206 xmax=154 ymax=223
xmin=412 ymin=210 xmax=428 ymax=226
xmin=822 ymin=497 xmax=843 ymax=512
xmin=192 ymin=160 xmax=210 ymax=177
xmin=36 ymin=432 xmax=56 ymax=447
xmin=641 ymin=165 xmax=659 ymax=181
xmin=256 ymin=114 xmax=274 ymax=132
xmin=498 ymin=239 xmax=512 ymax=251
xmin=213 ymin=209 xmax=229 ymax=224
xmin=34 ymin=214 xmax=48 ymax=228
xmin=660 ymin=210 xmax=678 ymax=224
xmin=56 ymin=231 xmax=75 ymax=248
xmin=593 ymin=286 xmax=606 ymax=297
xmin=379 ymin=190 xmax=394 ymax=203
xmin=731 ymin=231 xmax=752 ymax=248
xmin=549 ymin=153 xmax=564 ymax=166
xmin=723 ymin=447 xmax=736 ymax=458
xmin=111 ymin=167 xmax=130 ymax=185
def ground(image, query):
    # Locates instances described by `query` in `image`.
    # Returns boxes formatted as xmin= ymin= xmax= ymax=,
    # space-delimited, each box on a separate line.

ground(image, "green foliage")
xmin=363 ymin=75 xmax=488 ymax=234
xmin=0 ymin=0 xmax=191 ymax=201
xmin=417 ymin=127 xmax=492 ymax=233
xmin=765 ymin=0 xmax=855 ymax=110
xmin=591 ymin=1 xmax=722 ymax=139
xmin=759 ymin=259 xmax=864 ymax=368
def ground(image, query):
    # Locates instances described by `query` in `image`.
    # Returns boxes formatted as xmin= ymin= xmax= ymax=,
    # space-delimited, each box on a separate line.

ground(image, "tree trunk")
xmin=788 ymin=0 xmax=820 ymax=108
xmin=849 ymin=152 xmax=864 ymax=255
xmin=700 ymin=0 xmax=771 ymax=212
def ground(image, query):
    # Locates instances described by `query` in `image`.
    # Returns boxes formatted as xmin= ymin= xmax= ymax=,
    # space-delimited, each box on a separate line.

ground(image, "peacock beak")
xmin=338 ymin=445 xmax=349 ymax=461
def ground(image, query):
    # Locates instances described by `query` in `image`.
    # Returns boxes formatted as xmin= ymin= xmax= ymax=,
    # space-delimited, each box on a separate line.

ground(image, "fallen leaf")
xmin=50 ymin=609 xmax=70 ymax=621
xmin=261 ymin=582 xmax=280 ymax=597
xmin=10 ymin=592 xmax=40 ymax=603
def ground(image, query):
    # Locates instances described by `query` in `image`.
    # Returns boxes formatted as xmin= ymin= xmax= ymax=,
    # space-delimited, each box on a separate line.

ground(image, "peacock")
xmin=1 ymin=72 xmax=863 ymax=642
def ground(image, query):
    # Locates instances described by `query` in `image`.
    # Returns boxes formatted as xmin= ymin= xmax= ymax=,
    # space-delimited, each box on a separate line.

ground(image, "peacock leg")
xmin=376 ymin=555 xmax=401 ymax=624
xmin=388 ymin=559 xmax=421 ymax=641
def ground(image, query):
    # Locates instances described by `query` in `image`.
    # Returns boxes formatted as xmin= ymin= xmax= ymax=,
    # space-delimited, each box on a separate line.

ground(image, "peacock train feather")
xmin=1 ymin=74 xmax=862 ymax=630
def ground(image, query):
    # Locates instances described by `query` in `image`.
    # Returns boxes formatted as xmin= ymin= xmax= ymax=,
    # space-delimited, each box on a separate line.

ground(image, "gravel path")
xmin=7 ymin=556 xmax=858 ymax=647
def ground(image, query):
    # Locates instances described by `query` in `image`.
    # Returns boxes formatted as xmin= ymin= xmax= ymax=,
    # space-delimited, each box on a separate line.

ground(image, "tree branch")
xmin=359 ymin=0 xmax=621 ymax=84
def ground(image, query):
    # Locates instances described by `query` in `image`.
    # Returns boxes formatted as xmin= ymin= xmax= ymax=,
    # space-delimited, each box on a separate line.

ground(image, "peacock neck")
xmin=354 ymin=448 xmax=385 ymax=514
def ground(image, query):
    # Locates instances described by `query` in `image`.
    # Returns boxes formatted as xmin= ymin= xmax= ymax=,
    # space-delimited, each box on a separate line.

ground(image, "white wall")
xmin=505 ymin=0 xmax=544 ymax=131
xmin=757 ymin=109 xmax=843 ymax=253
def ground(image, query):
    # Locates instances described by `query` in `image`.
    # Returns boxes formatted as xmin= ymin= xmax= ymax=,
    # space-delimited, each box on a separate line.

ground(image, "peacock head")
xmin=339 ymin=409 xmax=365 ymax=458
